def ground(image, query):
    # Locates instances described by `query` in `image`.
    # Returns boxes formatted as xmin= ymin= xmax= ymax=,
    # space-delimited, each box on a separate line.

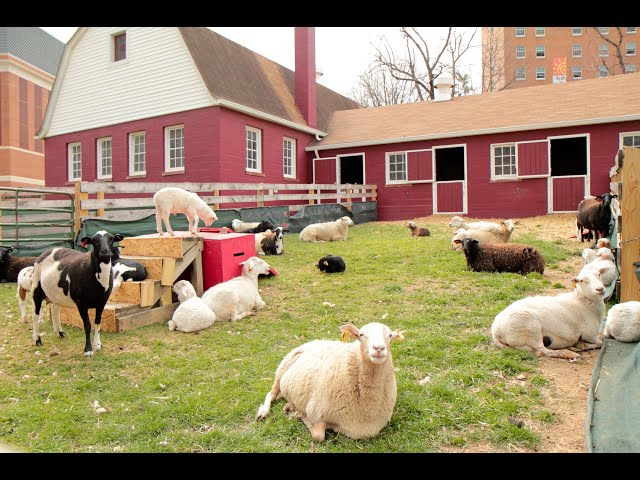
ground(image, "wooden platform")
xmin=58 ymin=232 xmax=204 ymax=332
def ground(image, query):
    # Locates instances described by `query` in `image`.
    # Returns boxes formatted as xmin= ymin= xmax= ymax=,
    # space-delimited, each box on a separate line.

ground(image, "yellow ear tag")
xmin=341 ymin=331 xmax=349 ymax=342
xmin=249 ymin=265 xmax=253 ymax=271
xmin=572 ymin=278 xmax=577 ymax=288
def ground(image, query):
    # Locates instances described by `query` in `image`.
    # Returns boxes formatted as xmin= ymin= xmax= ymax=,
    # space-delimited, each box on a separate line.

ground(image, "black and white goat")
xmin=260 ymin=227 xmax=289 ymax=255
xmin=111 ymin=245 xmax=147 ymax=291
xmin=0 ymin=246 xmax=37 ymax=283
xmin=30 ymin=231 xmax=124 ymax=356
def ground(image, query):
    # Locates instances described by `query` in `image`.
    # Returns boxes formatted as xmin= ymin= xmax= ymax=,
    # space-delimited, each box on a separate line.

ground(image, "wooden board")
xmin=119 ymin=232 xmax=201 ymax=259
xmin=122 ymin=256 xmax=164 ymax=280
xmin=116 ymin=303 xmax=178 ymax=332
xmin=59 ymin=302 xmax=150 ymax=333
xmin=620 ymin=147 xmax=640 ymax=302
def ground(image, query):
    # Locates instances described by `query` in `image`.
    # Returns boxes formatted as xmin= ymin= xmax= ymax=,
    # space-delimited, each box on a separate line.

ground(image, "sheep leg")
xmin=256 ymin=381 xmax=281 ymax=420
xmin=31 ymin=284 xmax=47 ymax=346
xmin=255 ymin=294 xmax=266 ymax=310
xmin=18 ymin=286 xmax=28 ymax=323
xmin=189 ymin=214 xmax=200 ymax=235
xmin=77 ymin=307 xmax=94 ymax=357
xmin=50 ymin=304 xmax=65 ymax=338
xmin=93 ymin=305 xmax=104 ymax=351
xmin=156 ymin=212 xmax=165 ymax=236
xmin=300 ymin=415 xmax=327 ymax=442
xmin=164 ymin=215 xmax=175 ymax=236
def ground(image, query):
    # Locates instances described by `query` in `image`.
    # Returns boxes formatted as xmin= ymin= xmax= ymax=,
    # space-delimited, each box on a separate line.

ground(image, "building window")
xmin=598 ymin=65 xmax=609 ymax=77
xmin=599 ymin=44 xmax=609 ymax=57
xmin=516 ymin=66 xmax=526 ymax=80
xmin=627 ymin=27 xmax=637 ymax=34
xmin=246 ymin=126 xmax=262 ymax=173
xmin=129 ymin=131 xmax=146 ymax=176
xmin=572 ymin=66 xmax=583 ymax=80
xmin=622 ymin=132 xmax=640 ymax=148
xmin=598 ymin=27 xmax=609 ymax=35
xmin=626 ymin=42 xmax=636 ymax=56
xmin=536 ymin=66 xmax=546 ymax=80
xmin=516 ymin=45 xmax=525 ymax=58
xmin=97 ymin=137 xmax=112 ymax=180
xmin=387 ymin=152 xmax=407 ymax=183
xmin=165 ymin=125 xmax=184 ymax=172
xmin=68 ymin=142 xmax=82 ymax=182
xmin=515 ymin=27 xmax=525 ymax=37
xmin=283 ymin=137 xmax=296 ymax=179
xmin=536 ymin=45 xmax=545 ymax=58
xmin=112 ymin=31 xmax=127 ymax=62
xmin=572 ymin=44 xmax=582 ymax=58
xmin=492 ymin=144 xmax=517 ymax=178
xmin=625 ymin=63 xmax=637 ymax=73
xmin=572 ymin=27 xmax=582 ymax=36
xmin=535 ymin=27 xmax=545 ymax=37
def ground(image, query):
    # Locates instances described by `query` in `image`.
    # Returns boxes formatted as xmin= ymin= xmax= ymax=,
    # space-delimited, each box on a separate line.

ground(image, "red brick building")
xmin=0 ymin=27 xmax=63 ymax=187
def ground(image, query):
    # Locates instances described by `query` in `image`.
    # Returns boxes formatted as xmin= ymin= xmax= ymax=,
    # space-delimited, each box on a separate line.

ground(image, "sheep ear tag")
xmin=268 ymin=266 xmax=279 ymax=277
xmin=82 ymin=239 xmax=88 ymax=248
xmin=341 ymin=331 xmax=349 ymax=342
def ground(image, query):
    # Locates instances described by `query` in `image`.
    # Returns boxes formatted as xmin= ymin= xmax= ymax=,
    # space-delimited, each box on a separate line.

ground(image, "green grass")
xmin=0 ymin=219 xmax=593 ymax=452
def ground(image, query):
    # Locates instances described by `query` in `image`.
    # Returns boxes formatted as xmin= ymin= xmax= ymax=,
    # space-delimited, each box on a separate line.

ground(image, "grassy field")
xmin=0 ymin=213 xmax=606 ymax=453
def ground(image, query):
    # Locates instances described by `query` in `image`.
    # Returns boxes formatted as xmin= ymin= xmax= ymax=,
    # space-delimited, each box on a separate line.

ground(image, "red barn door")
xmin=313 ymin=157 xmax=337 ymax=184
xmin=435 ymin=181 xmax=464 ymax=213
xmin=551 ymin=176 xmax=586 ymax=212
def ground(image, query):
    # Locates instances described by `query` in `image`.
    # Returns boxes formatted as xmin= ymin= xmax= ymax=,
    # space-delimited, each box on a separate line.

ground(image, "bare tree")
xmin=349 ymin=64 xmax=419 ymax=107
xmin=447 ymin=27 xmax=478 ymax=96
xmin=589 ymin=27 xmax=627 ymax=76
xmin=481 ymin=27 xmax=519 ymax=92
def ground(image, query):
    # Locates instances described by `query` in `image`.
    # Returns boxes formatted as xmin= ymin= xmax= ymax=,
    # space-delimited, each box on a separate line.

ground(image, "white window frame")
xmin=515 ymin=45 xmax=525 ymax=58
xmin=96 ymin=137 xmax=112 ymax=180
xmin=67 ymin=142 xmax=82 ymax=182
xmin=598 ymin=65 xmax=609 ymax=77
xmin=599 ymin=44 xmax=609 ymax=57
xmin=245 ymin=126 xmax=262 ymax=173
xmin=516 ymin=66 xmax=526 ymax=80
xmin=572 ymin=66 xmax=583 ymax=80
xmin=283 ymin=136 xmax=296 ymax=179
xmin=572 ymin=27 xmax=582 ymax=36
xmin=515 ymin=27 xmax=525 ymax=37
xmin=598 ymin=27 xmax=609 ymax=35
xmin=386 ymin=152 xmax=407 ymax=184
xmin=110 ymin=29 xmax=128 ymax=64
xmin=625 ymin=63 xmax=636 ymax=73
xmin=572 ymin=44 xmax=582 ymax=58
xmin=536 ymin=45 xmax=545 ymax=58
xmin=535 ymin=27 xmax=545 ymax=37
xmin=129 ymin=131 xmax=146 ymax=176
xmin=626 ymin=42 xmax=636 ymax=56
xmin=620 ymin=131 xmax=640 ymax=148
xmin=491 ymin=143 xmax=518 ymax=180
xmin=627 ymin=27 xmax=637 ymax=34
xmin=164 ymin=125 xmax=184 ymax=173
xmin=536 ymin=66 xmax=546 ymax=80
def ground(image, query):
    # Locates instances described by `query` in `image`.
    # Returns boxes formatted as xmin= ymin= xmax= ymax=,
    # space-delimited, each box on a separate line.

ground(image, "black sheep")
xmin=576 ymin=193 xmax=616 ymax=242
xmin=248 ymin=221 xmax=276 ymax=234
xmin=0 ymin=246 xmax=37 ymax=283
xmin=461 ymin=238 xmax=545 ymax=275
xmin=317 ymin=255 xmax=346 ymax=273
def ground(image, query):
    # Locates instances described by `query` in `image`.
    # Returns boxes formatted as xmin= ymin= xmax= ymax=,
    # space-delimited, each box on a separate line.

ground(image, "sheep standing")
xmin=168 ymin=280 xmax=216 ymax=333
xmin=461 ymin=238 xmax=545 ymax=275
xmin=316 ymin=255 xmax=346 ymax=273
xmin=0 ymin=246 xmax=37 ymax=283
xmin=154 ymin=187 xmax=218 ymax=236
xmin=299 ymin=216 xmax=355 ymax=242
xmin=201 ymin=256 xmax=274 ymax=321
xmin=30 ymin=231 xmax=124 ymax=356
xmin=491 ymin=268 xmax=605 ymax=359
xmin=576 ymin=193 xmax=616 ymax=242
xmin=256 ymin=322 xmax=405 ymax=442
xmin=603 ymin=301 xmax=640 ymax=343
xmin=407 ymin=221 xmax=430 ymax=237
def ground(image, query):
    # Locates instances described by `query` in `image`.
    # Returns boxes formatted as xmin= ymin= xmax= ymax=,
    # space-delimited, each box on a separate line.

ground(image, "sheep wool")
xmin=604 ymin=301 xmax=640 ymax=343
xmin=168 ymin=297 xmax=216 ymax=333
xmin=317 ymin=255 xmax=346 ymax=273
xmin=461 ymin=238 xmax=545 ymax=275
xmin=299 ymin=216 xmax=355 ymax=242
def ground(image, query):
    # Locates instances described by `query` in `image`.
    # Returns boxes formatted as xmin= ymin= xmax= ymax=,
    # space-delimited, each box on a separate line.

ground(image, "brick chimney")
xmin=295 ymin=27 xmax=317 ymax=128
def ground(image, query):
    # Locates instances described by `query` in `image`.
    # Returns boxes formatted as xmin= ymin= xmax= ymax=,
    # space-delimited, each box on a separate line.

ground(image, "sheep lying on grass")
xmin=299 ymin=216 xmax=355 ymax=242
xmin=154 ymin=187 xmax=218 ymax=236
xmin=451 ymin=220 xmax=516 ymax=251
xmin=491 ymin=268 xmax=605 ymax=359
xmin=604 ymin=301 xmax=640 ymax=343
xmin=256 ymin=227 xmax=288 ymax=255
xmin=256 ymin=322 xmax=405 ymax=442
xmin=449 ymin=215 xmax=509 ymax=232
xmin=201 ymin=256 xmax=274 ymax=321
xmin=168 ymin=280 xmax=216 ymax=333
xmin=316 ymin=255 xmax=346 ymax=273
xmin=406 ymin=221 xmax=430 ymax=237
xmin=460 ymin=238 xmax=545 ymax=275
xmin=232 ymin=219 xmax=275 ymax=233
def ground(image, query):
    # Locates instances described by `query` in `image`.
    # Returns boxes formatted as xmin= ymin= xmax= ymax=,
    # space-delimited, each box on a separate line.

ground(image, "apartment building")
xmin=482 ymin=27 xmax=639 ymax=92
xmin=0 ymin=27 xmax=64 ymax=187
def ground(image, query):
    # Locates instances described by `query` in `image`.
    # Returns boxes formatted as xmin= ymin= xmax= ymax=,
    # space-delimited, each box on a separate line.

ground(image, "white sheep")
xmin=491 ymin=268 xmax=605 ymax=359
xmin=16 ymin=266 xmax=39 ymax=323
xmin=299 ymin=216 xmax=355 ymax=242
xmin=168 ymin=280 xmax=216 ymax=333
xmin=582 ymin=248 xmax=597 ymax=265
xmin=449 ymin=215 xmax=513 ymax=234
xmin=201 ymin=256 xmax=273 ymax=321
xmin=603 ymin=301 xmax=640 ymax=343
xmin=256 ymin=322 xmax=405 ymax=442
xmin=154 ymin=187 xmax=218 ymax=236
xmin=450 ymin=220 xmax=516 ymax=251
xmin=582 ymin=247 xmax=617 ymax=286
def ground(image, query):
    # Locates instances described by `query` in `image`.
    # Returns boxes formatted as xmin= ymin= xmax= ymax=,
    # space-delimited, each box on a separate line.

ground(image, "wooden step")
xmin=119 ymin=232 xmax=201 ymax=259
xmin=109 ymin=279 xmax=172 ymax=307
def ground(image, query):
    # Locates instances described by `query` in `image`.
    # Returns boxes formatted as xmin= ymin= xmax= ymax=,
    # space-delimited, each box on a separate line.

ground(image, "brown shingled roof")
xmin=309 ymin=72 xmax=640 ymax=149
xmin=178 ymin=27 xmax=362 ymax=132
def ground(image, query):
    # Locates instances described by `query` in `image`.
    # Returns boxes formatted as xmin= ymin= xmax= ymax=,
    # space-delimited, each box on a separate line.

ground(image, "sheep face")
xmin=582 ymin=248 xmax=597 ymax=265
xmin=202 ymin=209 xmax=217 ymax=227
xmin=407 ymin=221 xmax=416 ymax=229
xmin=80 ymin=231 xmax=124 ymax=264
xmin=448 ymin=216 xmax=464 ymax=229
xmin=573 ymin=269 xmax=605 ymax=298
xmin=451 ymin=228 xmax=467 ymax=251
xmin=461 ymin=237 xmax=479 ymax=256
xmin=340 ymin=322 xmax=404 ymax=365
xmin=340 ymin=216 xmax=355 ymax=227
xmin=241 ymin=256 xmax=274 ymax=276
xmin=596 ymin=247 xmax=614 ymax=262
xmin=173 ymin=280 xmax=197 ymax=303
xmin=597 ymin=238 xmax=612 ymax=249
xmin=502 ymin=219 xmax=516 ymax=233
xmin=0 ymin=246 xmax=14 ymax=264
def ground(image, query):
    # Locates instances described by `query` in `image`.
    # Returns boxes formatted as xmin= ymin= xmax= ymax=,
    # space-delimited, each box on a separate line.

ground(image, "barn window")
xmin=246 ymin=127 xmax=262 ymax=173
xmin=112 ymin=31 xmax=127 ymax=62
xmin=97 ymin=137 xmax=112 ymax=180
xmin=165 ymin=125 xmax=184 ymax=172
xmin=283 ymin=137 xmax=296 ymax=178
xmin=386 ymin=152 xmax=407 ymax=183
xmin=621 ymin=132 xmax=640 ymax=148
xmin=492 ymin=144 xmax=517 ymax=179
xmin=129 ymin=131 xmax=146 ymax=176
xmin=68 ymin=142 xmax=82 ymax=182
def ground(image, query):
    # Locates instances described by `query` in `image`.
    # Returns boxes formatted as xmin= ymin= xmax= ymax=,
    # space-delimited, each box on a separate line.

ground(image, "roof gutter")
xmin=305 ymin=113 xmax=640 ymax=151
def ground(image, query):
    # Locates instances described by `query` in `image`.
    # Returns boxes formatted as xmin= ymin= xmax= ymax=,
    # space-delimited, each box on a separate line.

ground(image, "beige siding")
xmin=47 ymin=27 xmax=213 ymax=137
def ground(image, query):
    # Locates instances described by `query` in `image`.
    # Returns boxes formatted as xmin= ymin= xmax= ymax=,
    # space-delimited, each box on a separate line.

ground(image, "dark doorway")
xmin=339 ymin=155 xmax=364 ymax=184
xmin=550 ymin=136 xmax=587 ymax=176
xmin=435 ymin=146 xmax=465 ymax=181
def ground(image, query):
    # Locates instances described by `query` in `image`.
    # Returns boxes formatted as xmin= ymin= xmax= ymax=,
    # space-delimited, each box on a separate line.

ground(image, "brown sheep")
xmin=461 ymin=238 xmax=545 ymax=275
xmin=407 ymin=221 xmax=430 ymax=237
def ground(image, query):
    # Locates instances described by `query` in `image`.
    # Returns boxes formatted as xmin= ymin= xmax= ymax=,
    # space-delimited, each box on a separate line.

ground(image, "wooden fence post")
xmin=346 ymin=185 xmax=353 ymax=211
xmin=620 ymin=147 xmax=640 ymax=302
xmin=257 ymin=189 xmax=264 ymax=207
xmin=213 ymin=189 xmax=220 ymax=210
xmin=97 ymin=191 xmax=105 ymax=218
xmin=74 ymin=182 xmax=88 ymax=237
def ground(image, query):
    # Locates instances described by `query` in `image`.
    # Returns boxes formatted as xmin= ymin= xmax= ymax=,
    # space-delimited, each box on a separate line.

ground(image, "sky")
xmin=39 ymin=27 xmax=482 ymax=98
